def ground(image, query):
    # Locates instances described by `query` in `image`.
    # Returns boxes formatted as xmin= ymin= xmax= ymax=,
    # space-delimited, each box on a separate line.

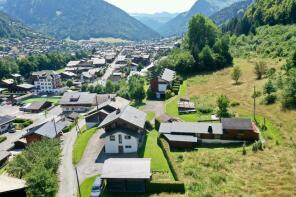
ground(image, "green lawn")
xmin=23 ymin=96 xmax=61 ymax=105
xmin=79 ymin=175 xmax=98 ymax=197
xmin=139 ymin=130 xmax=173 ymax=181
xmin=55 ymin=68 xmax=65 ymax=74
xmin=73 ymin=128 xmax=98 ymax=165
xmin=146 ymin=111 xmax=155 ymax=122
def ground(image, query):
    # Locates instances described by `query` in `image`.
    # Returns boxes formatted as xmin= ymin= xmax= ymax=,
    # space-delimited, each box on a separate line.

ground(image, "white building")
xmin=32 ymin=70 xmax=67 ymax=95
xmin=99 ymin=106 xmax=147 ymax=154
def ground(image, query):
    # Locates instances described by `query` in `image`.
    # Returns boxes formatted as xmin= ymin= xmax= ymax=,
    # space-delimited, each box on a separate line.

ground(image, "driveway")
xmin=76 ymin=130 xmax=105 ymax=183
xmin=143 ymin=100 xmax=165 ymax=117
xmin=58 ymin=119 xmax=85 ymax=197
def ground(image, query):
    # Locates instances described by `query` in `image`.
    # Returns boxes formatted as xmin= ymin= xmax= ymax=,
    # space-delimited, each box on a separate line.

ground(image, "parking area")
xmin=143 ymin=100 xmax=165 ymax=117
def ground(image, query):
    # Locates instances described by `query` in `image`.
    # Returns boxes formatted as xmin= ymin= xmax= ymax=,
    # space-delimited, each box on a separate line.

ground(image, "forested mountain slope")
xmin=3 ymin=0 xmax=160 ymax=40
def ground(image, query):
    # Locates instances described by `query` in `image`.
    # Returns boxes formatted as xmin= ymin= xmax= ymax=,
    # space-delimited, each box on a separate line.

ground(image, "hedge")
xmin=0 ymin=135 xmax=7 ymax=143
xmin=147 ymin=181 xmax=185 ymax=194
xmin=157 ymin=137 xmax=181 ymax=181
xmin=62 ymin=122 xmax=75 ymax=133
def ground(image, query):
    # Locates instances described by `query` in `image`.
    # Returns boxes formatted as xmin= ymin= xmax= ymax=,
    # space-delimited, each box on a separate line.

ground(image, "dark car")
xmin=90 ymin=176 xmax=103 ymax=197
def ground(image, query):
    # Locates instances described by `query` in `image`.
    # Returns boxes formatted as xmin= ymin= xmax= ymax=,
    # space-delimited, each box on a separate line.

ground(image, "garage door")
xmin=126 ymin=180 xmax=145 ymax=192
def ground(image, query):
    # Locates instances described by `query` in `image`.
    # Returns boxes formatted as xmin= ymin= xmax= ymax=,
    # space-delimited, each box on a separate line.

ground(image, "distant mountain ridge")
xmin=3 ymin=0 xmax=160 ymax=41
xmin=132 ymin=12 xmax=179 ymax=33
xmin=159 ymin=0 xmax=242 ymax=36
xmin=210 ymin=0 xmax=253 ymax=26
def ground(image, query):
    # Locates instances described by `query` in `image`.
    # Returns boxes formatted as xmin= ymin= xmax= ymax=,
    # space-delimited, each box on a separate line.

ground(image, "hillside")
xmin=210 ymin=0 xmax=253 ymax=26
xmin=132 ymin=12 xmax=179 ymax=33
xmin=3 ymin=0 xmax=160 ymax=41
xmin=159 ymin=0 xmax=241 ymax=36
xmin=0 ymin=10 xmax=41 ymax=39
xmin=223 ymin=0 xmax=296 ymax=35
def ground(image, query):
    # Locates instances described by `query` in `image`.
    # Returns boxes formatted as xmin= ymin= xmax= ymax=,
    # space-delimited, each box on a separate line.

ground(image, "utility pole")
xmin=75 ymin=166 xmax=81 ymax=197
xmin=53 ymin=118 xmax=58 ymax=136
xmin=253 ymin=86 xmax=256 ymax=121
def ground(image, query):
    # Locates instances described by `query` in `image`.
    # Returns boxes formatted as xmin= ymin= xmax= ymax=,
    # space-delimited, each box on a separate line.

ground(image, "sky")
xmin=104 ymin=0 xmax=197 ymax=14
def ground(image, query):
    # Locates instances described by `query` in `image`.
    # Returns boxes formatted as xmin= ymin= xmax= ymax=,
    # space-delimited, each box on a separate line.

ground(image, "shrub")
xmin=230 ymin=101 xmax=240 ymax=107
xmin=264 ymin=94 xmax=277 ymax=105
xmin=14 ymin=118 xmax=27 ymax=124
xmin=62 ymin=122 xmax=75 ymax=133
xmin=157 ymin=137 xmax=180 ymax=181
xmin=242 ymin=142 xmax=247 ymax=155
xmin=0 ymin=135 xmax=7 ymax=143
xmin=197 ymin=105 xmax=213 ymax=114
xmin=147 ymin=181 xmax=185 ymax=194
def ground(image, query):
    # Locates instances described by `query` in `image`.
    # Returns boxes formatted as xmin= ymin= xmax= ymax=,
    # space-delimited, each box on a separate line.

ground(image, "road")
xmin=0 ymin=105 xmax=62 ymax=151
xmin=76 ymin=130 xmax=104 ymax=183
xmin=92 ymin=50 xmax=122 ymax=86
xmin=58 ymin=119 xmax=85 ymax=197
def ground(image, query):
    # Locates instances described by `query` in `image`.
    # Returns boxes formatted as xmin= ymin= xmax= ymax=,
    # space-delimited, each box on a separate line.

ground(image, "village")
xmin=0 ymin=36 xmax=264 ymax=197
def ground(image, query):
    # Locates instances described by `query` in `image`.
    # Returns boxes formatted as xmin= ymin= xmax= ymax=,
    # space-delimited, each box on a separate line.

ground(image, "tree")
xmin=282 ymin=68 xmax=296 ymax=108
xmin=263 ymin=80 xmax=277 ymax=104
xmin=105 ymin=80 xmax=114 ymax=94
xmin=187 ymin=14 xmax=220 ymax=59
xmin=66 ymin=80 xmax=73 ymax=88
xmin=254 ymin=61 xmax=268 ymax=79
xmin=81 ymin=84 xmax=88 ymax=92
xmin=283 ymin=50 xmax=296 ymax=71
xmin=217 ymin=95 xmax=230 ymax=118
xmin=231 ymin=65 xmax=242 ymax=84
xmin=128 ymin=76 xmax=146 ymax=103
xmin=198 ymin=45 xmax=215 ymax=70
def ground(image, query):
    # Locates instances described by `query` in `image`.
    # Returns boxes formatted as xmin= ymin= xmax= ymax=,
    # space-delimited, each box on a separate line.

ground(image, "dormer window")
xmin=70 ymin=95 xmax=80 ymax=102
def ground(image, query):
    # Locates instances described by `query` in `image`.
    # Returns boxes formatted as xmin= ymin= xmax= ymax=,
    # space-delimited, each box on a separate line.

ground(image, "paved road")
xmin=143 ymin=101 xmax=165 ymax=117
xmin=77 ymin=130 xmax=104 ymax=183
xmin=0 ymin=106 xmax=62 ymax=151
xmin=58 ymin=119 xmax=85 ymax=197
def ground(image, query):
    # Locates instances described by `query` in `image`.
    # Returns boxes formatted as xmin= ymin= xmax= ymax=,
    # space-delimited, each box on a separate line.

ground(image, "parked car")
xmin=90 ymin=176 xmax=103 ymax=197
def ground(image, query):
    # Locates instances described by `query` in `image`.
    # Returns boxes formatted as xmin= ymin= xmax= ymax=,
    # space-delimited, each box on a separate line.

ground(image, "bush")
xmin=62 ymin=122 xmax=75 ymax=133
xmin=14 ymin=118 xmax=28 ymax=124
xmin=197 ymin=105 xmax=213 ymax=114
xmin=230 ymin=101 xmax=240 ymax=107
xmin=264 ymin=94 xmax=277 ymax=105
xmin=157 ymin=137 xmax=180 ymax=181
xmin=23 ymin=120 xmax=33 ymax=127
xmin=147 ymin=181 xmax=185 ymax=194
xmin=0 ymin=135 xmax=7 ymax=143
xmin=165 ymin=90 xmax=174 ymax=100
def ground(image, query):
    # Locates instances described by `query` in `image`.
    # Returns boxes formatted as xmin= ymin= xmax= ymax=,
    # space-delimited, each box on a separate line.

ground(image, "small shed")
xmin=0 ymin=175 xmax=26 ymax=197
xmin=23 ymin=101 xmax=52 ymax=113
xmin=101 ymin=158 xmax=151 ymax=193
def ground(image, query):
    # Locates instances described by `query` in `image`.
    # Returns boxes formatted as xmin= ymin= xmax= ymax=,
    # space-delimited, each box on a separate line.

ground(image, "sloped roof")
xmin=159 ymin=122 xmax=223 ymax=135
xmin=0 ymin=175 xmax=26 ymax=193
xmin=161 ymin=68 xmax=176 ymax=82
xmin=163 ymin=134 xmax=197 ymax=143
xmin=0 ymin=115 xmax=15 ymax=126
xmin=25 ymin=120 xmax=67 ymax=139
xmin=102 ymin=158 xmax=151 ymax=179
xmin=60 ymin=92 xmax=96 ymax=105
xmin=222 ymin=118 xmax=254 ymax=131
xmin=99 ymin=106 xmax=146 ymax=129
xmin=26 ymin=101 xmax=51 ymax=111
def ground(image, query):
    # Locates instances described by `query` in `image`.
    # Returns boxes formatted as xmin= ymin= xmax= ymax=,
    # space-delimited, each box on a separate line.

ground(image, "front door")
xmin=118 ymin=145 xmax=124 ymax=153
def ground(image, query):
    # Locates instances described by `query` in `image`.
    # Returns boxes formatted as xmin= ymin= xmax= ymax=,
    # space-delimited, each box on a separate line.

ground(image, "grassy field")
xmin=139 ymin=130 xmax=173 ymax=181
xmin=23 ymin=96 xmax=61 ymax=105
xmin=72 ymin=128 xmax=98 ymax=165
xmin=165 ymin=57 xmax=296 ymax=196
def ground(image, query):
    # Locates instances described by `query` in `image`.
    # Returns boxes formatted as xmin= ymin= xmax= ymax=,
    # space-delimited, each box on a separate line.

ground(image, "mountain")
xmin=132 ymin=12 xmax=179 ymax=33
xmin=210 ymin=0 xmax=253 ymax=26
xmin=0 ymin=10 xmax=42 ymax=39
xmin=159 ymin=0 xmax=242 ymax=36
xmin=3 ymin=0 xmax=160 ymax=41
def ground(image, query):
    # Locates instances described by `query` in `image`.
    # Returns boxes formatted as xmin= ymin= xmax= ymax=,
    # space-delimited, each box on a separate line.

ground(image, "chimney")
xmin=116 ymin=108 xmax=121 ymax=114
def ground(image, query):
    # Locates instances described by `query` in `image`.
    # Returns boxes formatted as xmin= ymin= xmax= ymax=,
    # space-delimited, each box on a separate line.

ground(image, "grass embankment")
xmin=146 ymin=111 xmax=155 ymax=122
xmin=72 ymin=128 xmax=98 ymax=165
xmin=23 ymin=96 xmax=61 ymax=105
xmin=166 ymin=57 xmax=296 ymax=196
xmin=0 ymin=135 xmax=7 ymax=143
xmin=139 ymin=130 xmax=173 ymax=181
xmin=79 ymin=175 xmax=98 ymax=197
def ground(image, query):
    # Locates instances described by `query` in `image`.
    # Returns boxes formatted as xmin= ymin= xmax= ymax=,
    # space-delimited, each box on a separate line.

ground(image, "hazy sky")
xmin=104 ymin=0 xmax=197 ymax=14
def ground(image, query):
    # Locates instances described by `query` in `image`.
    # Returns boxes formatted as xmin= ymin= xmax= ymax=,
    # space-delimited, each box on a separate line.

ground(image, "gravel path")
xmin=143 ymin=100 xmax=165 ymax=117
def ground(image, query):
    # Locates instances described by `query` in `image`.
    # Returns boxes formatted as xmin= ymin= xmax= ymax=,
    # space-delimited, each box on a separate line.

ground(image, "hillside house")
xmin=99 ymin=106 xmax=147 ymax=154
xmin=150 ymin=68 xmax=176 ymax=99
xmin=159 ymin=118 xmax=260 ymax=148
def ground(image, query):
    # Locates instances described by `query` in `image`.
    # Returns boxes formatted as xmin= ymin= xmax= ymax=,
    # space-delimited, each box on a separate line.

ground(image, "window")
xmin=125 ymin=135 xmax=131 ymax=140
xmin=110 ymin=135 xmax=115 ymax=141
xmin=125 ymin=145 xmax=132 ymax=149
